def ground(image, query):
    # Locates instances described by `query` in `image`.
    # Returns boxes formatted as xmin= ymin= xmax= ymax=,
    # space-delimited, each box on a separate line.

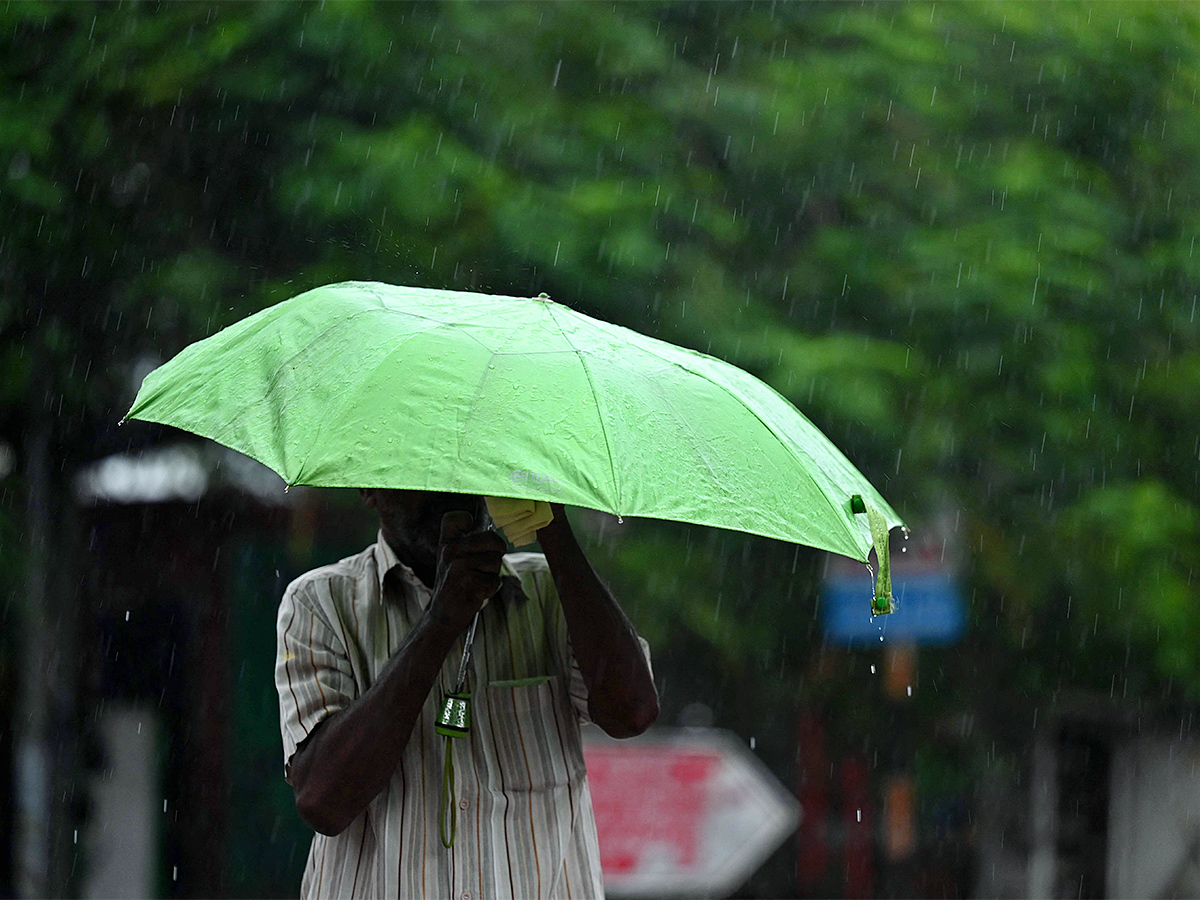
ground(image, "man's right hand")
xmin=291 ymin=509 xmax=505 ymax=835
xmin=428 ymin=510 xmax=506 ymax=632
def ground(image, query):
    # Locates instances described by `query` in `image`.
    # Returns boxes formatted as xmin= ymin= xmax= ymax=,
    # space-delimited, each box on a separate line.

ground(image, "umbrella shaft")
xmin=454 ymin=611 xmax=481 ymax=691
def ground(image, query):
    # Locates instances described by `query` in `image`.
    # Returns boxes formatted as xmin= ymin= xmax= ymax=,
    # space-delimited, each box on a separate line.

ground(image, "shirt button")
xmin=459 ymin=799 xmax=469 ymax=810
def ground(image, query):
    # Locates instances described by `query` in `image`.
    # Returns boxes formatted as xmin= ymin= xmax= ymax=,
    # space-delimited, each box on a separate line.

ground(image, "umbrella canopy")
xmin=126 ymin=281 xmax=902 ymax=564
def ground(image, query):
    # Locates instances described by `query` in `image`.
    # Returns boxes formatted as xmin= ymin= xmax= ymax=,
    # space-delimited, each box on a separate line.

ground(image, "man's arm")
xmin=288 ymin=513 xmax=506 ymax=836
xmin=288 ymin=613 xmax=459 ymax=835
xmin=537 ymin=505 xmax=659 ymax=738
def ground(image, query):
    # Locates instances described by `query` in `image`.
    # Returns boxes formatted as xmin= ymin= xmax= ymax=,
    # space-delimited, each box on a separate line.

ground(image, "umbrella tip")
xmin=535 ymin=292 xmax=552 ymax=302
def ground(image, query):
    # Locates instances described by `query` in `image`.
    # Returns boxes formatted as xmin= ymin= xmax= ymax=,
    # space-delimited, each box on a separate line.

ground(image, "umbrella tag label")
xmin=510 ymin=469 xmax=564 ymax=495
xmin=436 ymin=692 xmax=471 ymax=738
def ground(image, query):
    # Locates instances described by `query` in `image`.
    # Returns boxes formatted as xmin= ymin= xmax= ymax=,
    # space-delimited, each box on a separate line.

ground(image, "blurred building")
xmin=975 ymin=694 xmax=1200 ymax=900
xmin=12 ymin=439 xmax=370 ymax=898
xmin=11 ymin=443 xmax=1200 ymax=899
xmin=73 ymin=442 xmax=293 ymax=898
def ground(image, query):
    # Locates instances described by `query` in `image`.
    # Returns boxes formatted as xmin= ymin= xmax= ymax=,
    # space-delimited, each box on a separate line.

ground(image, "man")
xmin=275 ymin=489 xmax=658 ymax=899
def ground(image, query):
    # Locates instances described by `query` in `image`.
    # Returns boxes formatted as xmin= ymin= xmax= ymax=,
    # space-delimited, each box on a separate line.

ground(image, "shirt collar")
xmin=371 ymin=529 xmax=520 ymax=610
xmin=372 ymin=530 xmax=433 ymax=607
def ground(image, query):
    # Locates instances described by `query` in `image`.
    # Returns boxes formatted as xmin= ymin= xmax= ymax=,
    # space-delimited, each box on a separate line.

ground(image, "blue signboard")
xmin=822 ymin=571 xmax=966 ymax=645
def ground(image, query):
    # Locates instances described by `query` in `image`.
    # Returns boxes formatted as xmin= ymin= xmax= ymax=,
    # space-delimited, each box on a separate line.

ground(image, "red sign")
xmin=583 ymin=729 xmax=800 ymax=898
xmin=587 ymin=745 xmax=720 ymax=872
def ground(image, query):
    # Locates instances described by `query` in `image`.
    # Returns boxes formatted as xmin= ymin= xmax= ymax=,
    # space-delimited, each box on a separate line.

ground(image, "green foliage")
xmin=5 ymin=3 xmax=1200 ymax=890
xmin=1060 ymin=482 xmax=1200 ymax=690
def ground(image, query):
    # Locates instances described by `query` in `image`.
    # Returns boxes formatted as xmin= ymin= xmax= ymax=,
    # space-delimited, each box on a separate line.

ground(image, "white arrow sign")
xmin=583 ymin=727 xmax=801 ymax=898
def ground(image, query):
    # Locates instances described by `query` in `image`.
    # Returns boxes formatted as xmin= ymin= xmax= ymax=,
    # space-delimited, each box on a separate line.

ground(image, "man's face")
xmin=361 ymin=489 xmax=485 ymax=567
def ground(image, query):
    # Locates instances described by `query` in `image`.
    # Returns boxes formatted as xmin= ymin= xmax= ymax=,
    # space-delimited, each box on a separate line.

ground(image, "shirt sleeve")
xmin=526 ymin=560 xmax=653 ymax=724
xmin=275 ymin=577 xmax=357 ymax=781
xmin=565 ymin=635 xmax=653 ymax=723
xmin=565 ymin=638 xmax=591 ymax=723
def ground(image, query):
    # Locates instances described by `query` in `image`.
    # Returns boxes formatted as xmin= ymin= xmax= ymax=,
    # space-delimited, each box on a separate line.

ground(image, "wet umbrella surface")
xmin=126 ymin=281 xmax=902 ymax=566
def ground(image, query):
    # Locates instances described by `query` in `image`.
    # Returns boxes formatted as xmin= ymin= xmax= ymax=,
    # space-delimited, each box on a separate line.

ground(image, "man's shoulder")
xmin=282 ymin=544 xmax=378 ymax=607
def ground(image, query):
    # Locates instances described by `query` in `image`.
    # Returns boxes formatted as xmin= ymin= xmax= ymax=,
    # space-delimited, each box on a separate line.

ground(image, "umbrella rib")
xmin=292 ymin=327 xmax=442 ymax=485
xmin=205 ymin=307 xmax=445 ymax=481
xmin=542 ymin=304 xmax=622 ymax=514
xmin=358 ymin=284 xmax=499 ymax=351
xmin=676 ymin=362 xmax=868 ymax=556
xmin=197 ymin=310 xmax=383 ymax=471
xmin=289 ymin=314 xmax=500 ymax=486
xmin=534 ymin=311 xmax=880 ymax=532
xmin=640 ymin=366 xmax=730 ymax=494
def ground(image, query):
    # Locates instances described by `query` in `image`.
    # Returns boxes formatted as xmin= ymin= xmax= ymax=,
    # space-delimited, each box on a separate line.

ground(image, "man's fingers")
xmin=465 ymin=570 xmax=503 ymax=597
xmin=443 ymin=548 xmax=503 ymax=575
xmin=441 ymin=563 xmax=502 ymax=604
xmin=437 ymin=510 xmax=504 ymax=607
xmin=440 ymin=529 xmax=507 ymax=558
xmin=463 ymin=554 xmax=504 ymax=576
xmin=439 ymin=510 xmax=476 ymax=545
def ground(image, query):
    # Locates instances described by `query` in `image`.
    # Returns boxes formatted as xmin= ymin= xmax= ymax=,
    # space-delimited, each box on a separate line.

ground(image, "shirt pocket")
xmin=480 ymin=675 xmax=585 ymax=792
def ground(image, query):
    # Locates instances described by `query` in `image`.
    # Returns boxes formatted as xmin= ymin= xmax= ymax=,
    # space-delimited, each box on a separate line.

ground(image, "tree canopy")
xmin=4 ymin=2 xmax=1200 ymax=890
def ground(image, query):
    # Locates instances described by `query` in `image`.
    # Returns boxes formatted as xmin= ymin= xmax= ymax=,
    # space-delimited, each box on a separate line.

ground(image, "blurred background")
xmin=3 ymin=1 xmax=1200 ymax=897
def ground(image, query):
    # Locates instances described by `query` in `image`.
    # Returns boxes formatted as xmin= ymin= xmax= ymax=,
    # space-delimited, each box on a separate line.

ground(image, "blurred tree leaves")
xmin=3 ymin=0 xmax=1200 ymax=787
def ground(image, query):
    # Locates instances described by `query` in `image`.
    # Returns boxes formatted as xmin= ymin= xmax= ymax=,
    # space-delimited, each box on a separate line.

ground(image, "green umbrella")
xmin=126 ymin=281 xmax=901 ymax=606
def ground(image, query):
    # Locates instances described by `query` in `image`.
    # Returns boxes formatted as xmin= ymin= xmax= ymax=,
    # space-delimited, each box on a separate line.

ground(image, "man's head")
xmin=360 ymin=489 xmax=486 ymax=577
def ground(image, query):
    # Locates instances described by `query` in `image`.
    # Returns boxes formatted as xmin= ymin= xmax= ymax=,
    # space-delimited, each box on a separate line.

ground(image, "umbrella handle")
xmin=453 ymin=611 xmax=481 ymax=691
xmin=449 ymin=515 xmax=497 ymax=691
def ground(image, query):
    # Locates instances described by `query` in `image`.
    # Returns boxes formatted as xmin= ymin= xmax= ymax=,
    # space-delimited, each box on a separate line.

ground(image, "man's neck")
xmin=382 ymin=531 xmax=436 ymax=590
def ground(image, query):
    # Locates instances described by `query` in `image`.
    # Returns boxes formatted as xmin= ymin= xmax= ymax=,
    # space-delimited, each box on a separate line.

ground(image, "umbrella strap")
xmin=436 ymin=612 xmax=482 ymax=850
xmin=435 ymin=690 xmax=471 ymax=849
xmin=439 ymin=736 xmax=457 ymax=848
xmin=864 ymin=503 xmax=895 ymax=615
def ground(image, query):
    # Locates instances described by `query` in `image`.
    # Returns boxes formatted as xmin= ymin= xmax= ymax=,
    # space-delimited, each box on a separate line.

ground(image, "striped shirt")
xmin=276 ymin=533 xmax=645 ymax=899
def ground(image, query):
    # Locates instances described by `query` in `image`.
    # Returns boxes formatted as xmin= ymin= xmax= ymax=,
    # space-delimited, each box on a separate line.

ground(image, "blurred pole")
xmin=841 ymin=755 xmax=873 ymax=899
xmin=796 ymin=706 xmax=829 ymax=895
xmin=880 ymin=646 xmax=917 ymax=898
xmin=0 ymin=630 xmax=14 ymax=895
xmin=15 ymin=399 xmax=81 ymax=899
xmin=187 ymin=540 xmax=232 ymax=895
xmin=48 ymin=489 xmax=81 ymax=897
xmin=882 ymin=775 xmax=916 ymax=861
xmin=882 ymin=645 xmax=915 ymax=702
xmin=1028 ymin=731 xmax=1058 ymax=898
xmin=15 ymin=414 xmax=51 ymax=898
